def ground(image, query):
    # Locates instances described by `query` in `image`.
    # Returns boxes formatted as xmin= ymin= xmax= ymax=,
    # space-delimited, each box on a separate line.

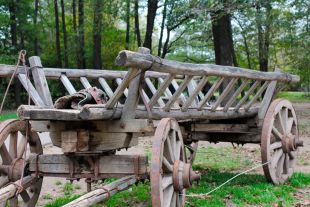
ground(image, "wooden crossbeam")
xmin=244 ymin=81 xmax=269 ymax=111
xmin=98 ymin=77 xmax=114 ymax=98
xmin=223 ymin=80 xmax=249 ymax=112
xmin=234 ymin=80 xmax=260 ymax=111
xmin=60 ymin=74 xmax=76 ymax=95
xmin=145 ymin=78 xmax=165 ymax=107
xmin=80 ymin=77 xmax=92 ymax=89
xmin=18 ymin=74 xmax=45 ymax=106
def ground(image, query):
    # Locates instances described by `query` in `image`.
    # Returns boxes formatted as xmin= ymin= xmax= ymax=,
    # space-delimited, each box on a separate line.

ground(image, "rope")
xmin=185 ymin=161 xmax=270 ymax=198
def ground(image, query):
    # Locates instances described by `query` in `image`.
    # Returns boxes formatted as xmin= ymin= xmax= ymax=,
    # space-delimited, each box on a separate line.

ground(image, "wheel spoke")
xmin=283 ymin=154 xmax=289 ymax=174
xmin=286 ymin=117 xmax=294 ymax=134
xmin=163 ymin=185 xmax=174 ymax=207
xmin=20 ymin=190 xmax=30 ymax=203
xmin=163 ymin=157 xmax=173 ymax=172
xmin=170 ymin=131 xmax=177 ymax=161
xmin=175 ymin=140 xmax=181 ymax=161
xmin=162 ymin=175 xmax=173 ymax=190
xmin=277 ymin=112 xmax=286 ymax=134
xmin=0 ymin=145 xmax=12 ymax=165
xmin=165 ymin=136 xmax=175 ymax=163
xmin=17 ymin=136 xmax=27 ymax=159
xmin=0 ymin=176 xmax=9 ymax=187
xmin=272 ymin=127 xmax=283 ymax=140
xmin=270 ymin=142 xmax=282 ymax=150
xmin=271 ymin=150 xmax=283 ymax=169
xmin=9 ymin=132 xmax=18 ymax=159
xmin=288 ymin=151 xmax=295 ymax=160
xmin=276 ymin=153 xmax=285 ymax=177
xmin=170 ymin=192 xmax=176 ymax=207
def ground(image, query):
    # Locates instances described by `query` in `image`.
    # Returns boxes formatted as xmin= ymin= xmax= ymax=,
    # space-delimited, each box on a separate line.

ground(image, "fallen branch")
xmin=63 ymin=175 xmax=137 ymax=207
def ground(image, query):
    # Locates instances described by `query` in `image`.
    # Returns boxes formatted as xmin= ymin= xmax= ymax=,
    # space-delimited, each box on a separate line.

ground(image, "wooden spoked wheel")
xmin=0 ymin=119 xmax=43 ymax=207
xmin=261 ymin=99 xmax=302 ymax=185
xmin=151 ymin=118 xmax=200 ymax=207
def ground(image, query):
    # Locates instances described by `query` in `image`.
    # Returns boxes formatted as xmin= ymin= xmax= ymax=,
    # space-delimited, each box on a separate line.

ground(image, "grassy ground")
xmin=43 ymin=146 xmax=310 ymax=207
xmin=0 ymin=112 xmax=17 ymax=121
xmin=277 ymin=91 xmax=310 ymax=102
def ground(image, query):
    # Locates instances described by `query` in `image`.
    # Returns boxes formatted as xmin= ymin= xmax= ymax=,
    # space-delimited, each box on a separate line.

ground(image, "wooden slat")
xmin=116 ymin=78 xmax=129 ymax=97
xmin=234 ymin=80 xmax=260 ymax=111
xmin=258 ymin=80 xmax=277 ymax=120
xmin=80 ymin=77 xmax=92 ymax=89
xmin=191 ymin=79 xmax=205 ymax=100
xmin=145 ymin=78 xmax=165 ymax=107
xmin=223 ymin=80 xmax=249 ymax=112
xmin=244 ymin=81 xmax=270 ymax=111
xmin=29 ymin=56 xmax=53 ymax=107
xmin=197 ymin=77 xmax=225 ymax=110
xmin=149 ymin=74 xmax=175 ymax=109
xmin=98 ymin=77 xmax=114 ymax=98
xmin=182 ymin=77 xmax=209 ymax=111
xmin=60 ymin=74 xmax=76 ymax=95
xmin=171 ymin=79 xmax=187 ymax=104
xmin=17 ymin=74 xmax=45 ymax=106
xmin=105 ymin=69 xmax=137 ymax=109
xmin=158 ymin=77 xmax=173 ymax=97
xmin=164 ymin=75 xmax=193 ymax=111
xmin=211 ymin=78 xmax=238 ymax=111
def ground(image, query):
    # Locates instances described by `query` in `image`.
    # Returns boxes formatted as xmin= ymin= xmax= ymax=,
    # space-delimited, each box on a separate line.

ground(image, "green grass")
xmin=44 ymin=195 xmax=80 ymax=207
xmin=277 ymin=91 xmax=310 ymax=102
xmin=0 ymin=112 xmax=17 ymax=121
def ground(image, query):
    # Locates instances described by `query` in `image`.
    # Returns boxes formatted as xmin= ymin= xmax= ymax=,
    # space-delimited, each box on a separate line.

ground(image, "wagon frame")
xmin=0 ymin=47 xmax=302 ymax=207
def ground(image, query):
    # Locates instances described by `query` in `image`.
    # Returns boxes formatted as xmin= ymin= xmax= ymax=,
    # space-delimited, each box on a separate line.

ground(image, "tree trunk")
xmin=34 ymin=0 xmax=39 ymax=55
xmin=72 ymin=0 xmax=79 ymax=68
xmin=211 ymin=5 xmax=236 ymax=105
xmin=61 ymin=0 xmax=69 ymax=68
xmin=161 ymin=29 xmax=170 ymax=58
xmin=158 ymin=0 xmax=167 ymax=57
xmin=125 ymin=0 xmax=130 ymax=50
xmin=54 ymin=0 xmax=62 ymax=67
xmin=92 ymin=0 xmax=103 ymax=69
xmin=143 ymin=0 xmax=158 ymax=51
xmin=9 ymin=0 xmax=21 ymax=107
xmin=78 ymin=0 xmax=86 ymax=69
xmin=256 ymin=1 xmax=272 ymax=72
xmin=134 ymin=0 xmax=141 ymax=47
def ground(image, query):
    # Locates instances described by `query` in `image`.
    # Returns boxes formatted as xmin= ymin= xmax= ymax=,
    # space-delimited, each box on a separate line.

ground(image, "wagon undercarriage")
xmin=0 ymin=47 xmax=303 ymax=206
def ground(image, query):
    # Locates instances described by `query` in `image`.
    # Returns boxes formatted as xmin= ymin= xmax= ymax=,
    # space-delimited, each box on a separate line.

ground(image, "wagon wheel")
xmin=151 ymin=118 xmax=200 ymax=207
xmin=261 ymin=99 xmax=302 ymax=185
xmin=185 ymin=142 xmax=198 ymax=164
xmin=0 ymin=119 xmax=43 ymax=207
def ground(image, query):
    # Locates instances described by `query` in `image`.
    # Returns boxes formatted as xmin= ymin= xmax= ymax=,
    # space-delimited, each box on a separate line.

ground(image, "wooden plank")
xmin=98 ymin=77 xmax=114 ymax=98
xmin=258 ymin=80 xmax=277 ymax=120
xmin=244 ymin=81 xmax=270 ymax=111
xmin=61 ymin=131 xmax=78 ymax=153
xmin=17 ymin=74 xmax=45 ymax=106
xmin=80 ymin=77 xmax=92 ymax=89
xmin=192 ymin=123 xmax=250 ymax=133
xmin=211 ymin=78 xmax=238 ymax=111
xmin=198 ymin=77 xmax=225 ymax=110
xmin=234 ymin=80 xmax=260 ymax=111
xmin=115 ymin=50 xmax=300 ymax=82
xmin=145 ymin=77 xmax=165 ymax=107
xmin=223 ymin=79 xmax=249 ymax=112
xmin=60 ymin=74 xmax=76 ymax=95
xmin=164 ymin=75 xmax=193 ymax=111
xmin=148 ymin=74 xmax=175 ymax=109
xmin=29 ymin=56 xmax=53 ymax=107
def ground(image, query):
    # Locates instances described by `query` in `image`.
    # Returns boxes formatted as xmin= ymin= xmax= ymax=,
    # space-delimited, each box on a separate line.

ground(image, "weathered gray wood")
xmin=145 ymin=77 xmax=165 ymax=107
xmin=198 ymin=77 xmax=225 ymax=110
xmin=80 ymin=77 xmax=92 ymax=89
xmin=258 ymin=80 xmax=277 ymax=120
xmin=98 ymin=77 xmax=114 ymax=98
xmin=148 ymin=74 xmax=175 ymax=109
xmin=193 ymin=132 xmax=261 ymax=143
xmin=17 ymin=74 xmax=45 ymax=106
xmin=192 ymin=123 xmax=250 ymax=133
xmin=116 ymin=78 xmax=129 ymax=97
xmin=182 ymin=77 xmax=209 ymax=111
xmin=164 ymin=75 xmax=193 ymax=111
xmin=190 ymin=79 xmax=205 ymax=101
xmin=115 ymin=50 xmax=300 ymax=82
xmin=234 ymin=80 xmax=260 ymax=111
xmin=63 ymin=175 xmax=137 ymax=207
xmin=244 ymin=81 xmax=270 ymax=111
xmin=29 ymin=56 xmax=53 ymax=107
xmin=211 ymin=78 xmax=238 ymax=111
xmin=60 ymin=74 xmax=76 ymax=95
xmin=170 ymin=79 xmax=187 ymax=104
xmin=158 ymin=77 xmax=174 ymax=98
xmin=223 ymin=80 xmax=249 ymax=112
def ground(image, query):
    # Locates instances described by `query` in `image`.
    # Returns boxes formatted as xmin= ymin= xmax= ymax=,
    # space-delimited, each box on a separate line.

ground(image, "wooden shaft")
xmin=115 ymin=50 xmax=300 ymax=82
xmin=18 ymin=74 xmax=45 ymax=106
xmin=211 ymin=78 xmax=238 ymax=111
xmin=244 ymin=81 xmax=270 ymax=111
xmin=234 ymin=80 xmax=260 ymax=111
xmin=198 ymin=77 xmax=225 ymax=110
xmin=223 ymin=80 xmax=249 ymax=112
xmin=60 ymin=74 xmax=76 ymax=95
xmin=182 ymin=77 xmax=209 ymax=111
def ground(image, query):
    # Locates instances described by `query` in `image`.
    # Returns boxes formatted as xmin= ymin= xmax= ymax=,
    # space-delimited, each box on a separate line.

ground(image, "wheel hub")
xmin=281 ymin=133 xmax=303 ymax=153
xmin=172 ymin=160 xmax=201 ymax=191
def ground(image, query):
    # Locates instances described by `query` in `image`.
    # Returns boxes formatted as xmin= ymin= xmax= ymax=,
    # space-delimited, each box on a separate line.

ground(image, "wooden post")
xmin=29 ymin=56 xmax=53 ymax=107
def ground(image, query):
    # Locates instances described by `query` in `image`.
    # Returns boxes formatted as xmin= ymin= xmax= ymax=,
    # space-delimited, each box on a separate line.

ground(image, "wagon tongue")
xmin=172 ymin=160 xmax=201 ymax=191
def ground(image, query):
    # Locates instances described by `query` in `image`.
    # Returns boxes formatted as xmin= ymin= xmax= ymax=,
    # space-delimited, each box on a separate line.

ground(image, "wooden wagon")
xmin=0 ymin=47 xmax=302 ymax=207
